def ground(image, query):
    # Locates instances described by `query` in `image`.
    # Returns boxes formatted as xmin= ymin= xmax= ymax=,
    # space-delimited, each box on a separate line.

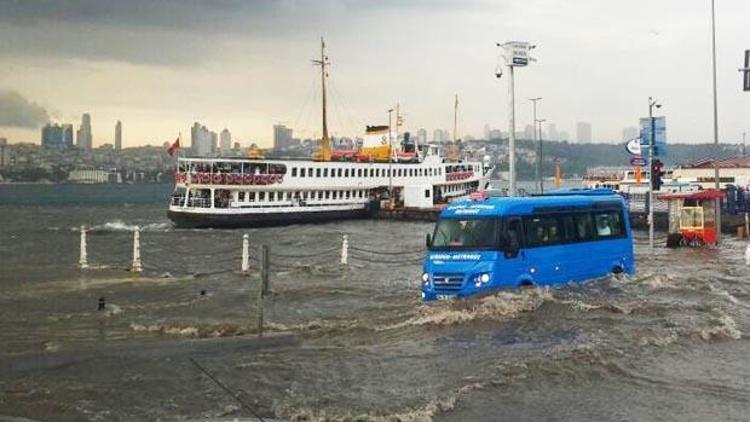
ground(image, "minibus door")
xmin=501 ymin=217 xmax=528 ymax=288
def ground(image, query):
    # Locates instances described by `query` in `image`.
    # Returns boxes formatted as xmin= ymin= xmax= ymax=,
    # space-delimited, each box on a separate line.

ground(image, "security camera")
xmin=495 ymin=65 xmax=503 ymax=79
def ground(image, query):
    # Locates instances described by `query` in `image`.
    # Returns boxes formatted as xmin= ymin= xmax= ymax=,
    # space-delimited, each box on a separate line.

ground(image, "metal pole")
xmin=538 ymin=120 xmax=545 ymax=194
xmin=241 ymin=234 xmax=249 ymax=274
xmin=649 ymin=99 xmax=655 ymax=256
xmin=79 ymin=225 xmax=88 ymax=269
xmin=508 ymin=66 xmax=517 ymax=196
xmin=711 ymin=0 xmax=722 ymax=244
xmin=388 ymin=108 xmax=394 ymax=207
xmin=529 ymin=97 xmax=541 ymax=193
xmin=340 ymin=234 xmax=348 ymax=265
xmin=260 ymin=244 xmax=269 ymax=296
xmin=743 ymin=132 xmax=746 ymax=159
xmin=131 ymin=227 xmax=143 ymax=273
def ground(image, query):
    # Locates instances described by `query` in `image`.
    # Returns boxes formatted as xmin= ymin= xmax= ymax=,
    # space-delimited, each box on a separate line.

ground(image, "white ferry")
xmin=167 ymin=38 xmax=493 ymax=228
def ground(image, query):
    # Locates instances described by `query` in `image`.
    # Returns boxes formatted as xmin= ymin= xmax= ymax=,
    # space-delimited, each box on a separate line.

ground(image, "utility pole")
xmin=497 ymin=41 xmax=536 ymax=197
xmin=529 ymin=97 xmax=542 ymax=193
xmin=388 ymin=107 xmax=394 ymax=207
xmin=536 ymin=118 xmax=546 ymax=194
xmin=313 ymin=37 xmax=331 ymax=161
xmin=711 ymin=0 xmax=722 ymax=244
xmin=743 ymin=132 xmax=747 ymax=159
xmin=648 ymin=97 xmax=661 ymax=256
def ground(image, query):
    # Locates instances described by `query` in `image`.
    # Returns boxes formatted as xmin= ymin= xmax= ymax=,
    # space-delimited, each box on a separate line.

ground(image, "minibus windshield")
xmin=431 ymin=218 xmax=499 ymax=249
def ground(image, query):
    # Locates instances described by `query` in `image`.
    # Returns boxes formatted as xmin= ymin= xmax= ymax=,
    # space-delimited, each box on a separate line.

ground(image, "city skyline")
xmin=0 ymin=0 xmax=748 ymax=148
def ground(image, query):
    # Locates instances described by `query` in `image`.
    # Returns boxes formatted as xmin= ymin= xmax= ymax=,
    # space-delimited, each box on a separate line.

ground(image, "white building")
xmin=220 ymin=128 xmax=231 ymax=155
xmin=576 ymin=122 xmax=592 ymax=143
xmin=191 ymin=122 xmax=214 ymax=157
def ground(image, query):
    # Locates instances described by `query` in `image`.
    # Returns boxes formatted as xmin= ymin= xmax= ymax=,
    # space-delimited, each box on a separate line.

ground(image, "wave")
xmin=129 ymin=322 xmax=250 ymax=338
xmin=693 ymin=314 xmax=742 ymax=341
xmin=74 ymin=220 xmax=172 ymax=233
xmin=380 ymin=288 xmax=552 ymax=330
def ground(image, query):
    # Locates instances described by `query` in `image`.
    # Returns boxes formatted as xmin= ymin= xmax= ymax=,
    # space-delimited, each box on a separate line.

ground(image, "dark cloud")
xmin=0 ymin=90 xmax=50 ymax=128
xmin=0 ymin=0 xmax=491 ymax=66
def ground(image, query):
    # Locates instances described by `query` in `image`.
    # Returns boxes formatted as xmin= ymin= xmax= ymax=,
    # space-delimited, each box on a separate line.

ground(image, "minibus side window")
xmin=593 ymin=209 xmax=625 ymax=239
xmin=524 ymin=215 xmax=562 ymax=247
xmin=573 ymin=212 xmax=594 ymax=241
xmin=505 ymin=217 xmax=523 ymax=258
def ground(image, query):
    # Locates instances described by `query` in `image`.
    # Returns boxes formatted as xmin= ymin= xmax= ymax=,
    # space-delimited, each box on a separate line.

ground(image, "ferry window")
xmin=358 ymin=169 xmax=363 ymax=177
xmin=268 ymin=192 xmax=275 ymax=202
xmin=323 ymin=169 xmax=328 ymax=177
xmin=593 ymin=210 xmax=625 ymax=238
xmin=239 ymin=192 xmax=245 ymax=201
xmin=300 ymin=168 xmax=306 ymax=177
xmin=258 ymin=192 xmax=266 ymax=201
xmin=345 ymin=191 xmax=350 ymax=199
xmin=338 ymin=168 xmax=342 ymax=177
xmin=292 ymin=168 xmax=298 ymax=177
xmin=316 ymin=168 xmax=321 ymax=178
xmin=325 ymin=191 xmax=330 ymax=199
xmin=248 ymin=192 xmax=255 ymax=202
xmin=524 ymin=215 xmax=562 ymax=247
xmin=333 ymin=191 xmax=338 ymax=199
xmin=425 ymin=189 xmax=430 ymax=198
xmin=308 ymin=168 xmax=313 ymax=177
xmin=432 ymin=218 xmax=498 ymax=249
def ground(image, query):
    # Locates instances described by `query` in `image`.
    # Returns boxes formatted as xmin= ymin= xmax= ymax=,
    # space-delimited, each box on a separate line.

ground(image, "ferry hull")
xmin=167 ymin=208 xmax=369 ymax=229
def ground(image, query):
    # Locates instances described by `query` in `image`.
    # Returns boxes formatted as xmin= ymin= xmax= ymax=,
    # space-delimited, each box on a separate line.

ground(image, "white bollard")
xmin=241 ymin=233 xmax=250 ymax=273
xmin=340 ymin=234 xmax=348 ymax=265
xmin=131 ymin=227 xmax=142 ymax=273
xmin=79 ymin=225 xmax=89 ymax=269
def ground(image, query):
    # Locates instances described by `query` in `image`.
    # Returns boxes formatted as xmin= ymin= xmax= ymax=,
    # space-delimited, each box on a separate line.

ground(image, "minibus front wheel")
xmin=518 ymin=279 xmax=535 ymax=289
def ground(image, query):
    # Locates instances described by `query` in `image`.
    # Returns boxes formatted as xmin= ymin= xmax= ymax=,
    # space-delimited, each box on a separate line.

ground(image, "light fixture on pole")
xmin=497 ymin=41 xmax=536 ymax=197
xmin=648 ymin=96 xmax=662 ymax=256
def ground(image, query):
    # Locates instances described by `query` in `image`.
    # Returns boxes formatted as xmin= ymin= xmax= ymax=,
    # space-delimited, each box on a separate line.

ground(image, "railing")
xmin=176 ymin=172 xmax=284 ymax=186
xmin=170 ymin=196 xmax=210 ymax=208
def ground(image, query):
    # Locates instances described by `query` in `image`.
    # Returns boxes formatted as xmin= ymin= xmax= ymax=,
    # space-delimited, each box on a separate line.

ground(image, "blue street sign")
xmin=630 ymin=156 xmax=647 ymax=167
xmin=639 ymin=116 xmax=667 ymax=156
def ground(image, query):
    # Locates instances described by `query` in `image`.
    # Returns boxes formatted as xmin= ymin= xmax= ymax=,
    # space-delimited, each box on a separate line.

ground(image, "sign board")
xmin=743 ymin=50 xmax=750 ymax=92
xmin=503 ymin=41 xmax=530 ymax=67
xmin=625 ymin=138 xmax=642 ymax=155
xmin=639 ymin=116 xmax=667 ymax=156
xmin=630 ymin=156 xmax=647 ymax=167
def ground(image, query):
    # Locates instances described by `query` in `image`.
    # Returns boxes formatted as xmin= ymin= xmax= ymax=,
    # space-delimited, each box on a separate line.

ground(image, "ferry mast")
xmin=313 ymin=37 xmax=332 ymax=161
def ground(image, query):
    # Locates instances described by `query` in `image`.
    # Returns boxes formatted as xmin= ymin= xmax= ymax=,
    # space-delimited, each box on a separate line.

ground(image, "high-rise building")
xmin=524 ymin=124 xmax=535 ymax=140
xmin=0 ymin=138 xmax=7 ymax=168
xmin=576 ymin=122 xmax=592 ymax=143
xmin=483 ymin=124 xmax=491 ymax=140
xmin=77 ymin=113 xmax=92 ymax=151
xmin=547 ymin=123 xmax=558 ymax=141
xmin=220 ymin=128 xmax=231 ymax=155
xmin=273 ymin=124 xmax=294 ymax=150
xmin=62 ymin=124 xmax=73 ymax=148
xmin=559 ymin=131 xmax=570 ymax=141
xmin=190 ymin=122 xmax=214 ymax=157
xmin=416 ymin=128 xmax=427 ymax=145
xmin=42 ymin=123 xmax=66 ymax=149
xmin=115 ymin=120 xmax=122 ymax=152
xmin=622 ymin=126 xmax=639 ymax=142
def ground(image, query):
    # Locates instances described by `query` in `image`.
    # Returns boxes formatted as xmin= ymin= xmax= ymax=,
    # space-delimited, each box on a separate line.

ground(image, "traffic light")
xmin=651 ymin=159 xmax=665 ymax=191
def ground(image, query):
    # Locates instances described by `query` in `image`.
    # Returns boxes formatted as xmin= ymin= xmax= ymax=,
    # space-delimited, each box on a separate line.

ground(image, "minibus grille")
xmin=432 ymin=273 xmax=465 ymax=293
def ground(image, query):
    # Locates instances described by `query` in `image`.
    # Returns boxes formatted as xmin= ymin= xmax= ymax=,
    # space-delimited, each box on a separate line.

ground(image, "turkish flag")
xmin=167 ymin=137 xmax=180 ymax=157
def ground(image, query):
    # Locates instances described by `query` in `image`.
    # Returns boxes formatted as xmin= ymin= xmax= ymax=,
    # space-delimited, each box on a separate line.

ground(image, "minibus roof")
xmin=441 ymin=190 xmax=624 ymax=218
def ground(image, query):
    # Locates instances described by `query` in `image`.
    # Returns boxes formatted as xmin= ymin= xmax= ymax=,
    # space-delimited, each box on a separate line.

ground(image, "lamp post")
xmin=710 ymin=0 xmax=721 ymax=244
xmin=648 ymin=96 xmax=661 ymax=256
xmin=536 ymin=118 xmax=546 ymax=194
xmin=388 ymin=107 xmax=394 ymax=207
xmin=497 ymin=41 xmax=536 ymax=196
xmin=529 ymin=97 xmax=542 ymax=193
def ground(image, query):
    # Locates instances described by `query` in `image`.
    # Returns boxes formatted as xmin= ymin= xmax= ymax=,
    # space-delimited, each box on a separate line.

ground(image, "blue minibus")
xmin=421 ymin=189 xmax=635 ymax=301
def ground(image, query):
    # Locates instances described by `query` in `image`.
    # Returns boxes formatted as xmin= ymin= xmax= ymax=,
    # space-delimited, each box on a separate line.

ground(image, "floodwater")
xmin=1 ymin=184 xmax=749 ymax=421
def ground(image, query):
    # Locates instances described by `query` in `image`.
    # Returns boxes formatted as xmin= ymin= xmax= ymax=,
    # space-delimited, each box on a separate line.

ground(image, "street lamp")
xmin=497 ymin=41 xmax=536 ymax=196
xmin=648 ymin=96 xmax=661 ymax=256
xmin=529 ymin=97 xmax=542 ymax=193
xmin=536 ymin=118 xmax=546 ymax=194
xmin=388 ymin=108 xmax=394 ymax=207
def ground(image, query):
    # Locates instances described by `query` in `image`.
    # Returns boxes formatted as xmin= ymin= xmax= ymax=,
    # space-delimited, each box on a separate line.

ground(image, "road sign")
xmin=625 ymin=138 xmax=642 ymax=155
xmin=640 ymin=116 xmax=667 ymax=156
xmin=630 ymin=156 xmax=647 ymax=167
xmin=742 ymin=50 xmax=750 ymax=91
xmin=502 ymin=41 xmax=532 ymax=67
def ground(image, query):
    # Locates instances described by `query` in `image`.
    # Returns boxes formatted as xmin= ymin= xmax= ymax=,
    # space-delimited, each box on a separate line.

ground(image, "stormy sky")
xmin=0 ymin=0 xmax=748 ymax=147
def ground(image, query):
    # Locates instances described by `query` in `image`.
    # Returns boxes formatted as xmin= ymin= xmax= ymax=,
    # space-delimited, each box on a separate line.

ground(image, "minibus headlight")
xmin=480 ymin=273 xmax=491 ymax=283
xmin=421 ymin=272 xmax=430 ymax=283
